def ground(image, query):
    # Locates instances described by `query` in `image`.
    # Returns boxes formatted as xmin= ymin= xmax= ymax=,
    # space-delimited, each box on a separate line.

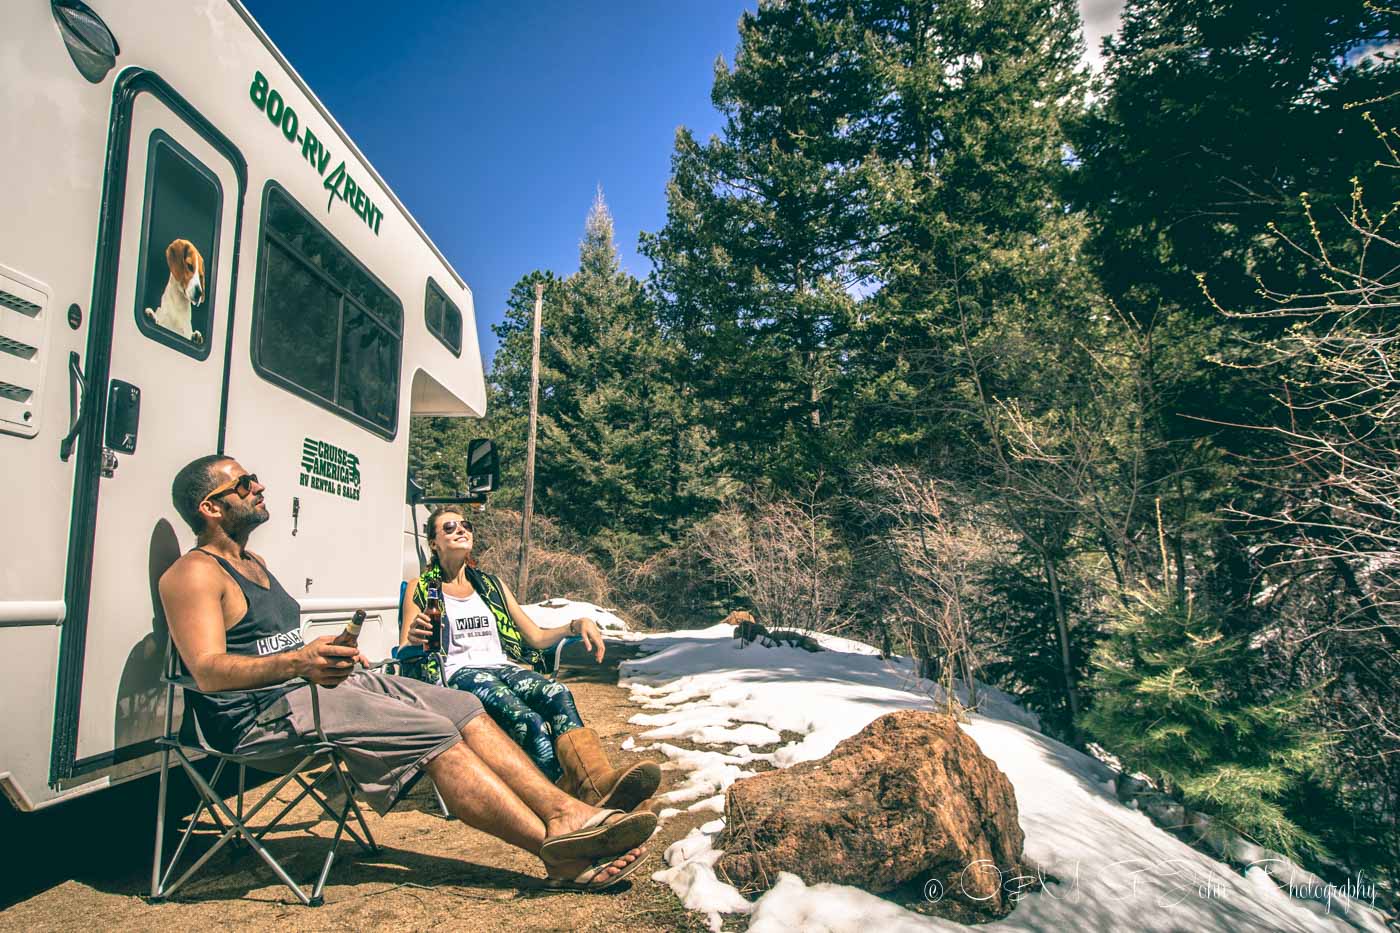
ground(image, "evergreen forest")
xmin=410 ymin=0 xmax=1400 ymax=888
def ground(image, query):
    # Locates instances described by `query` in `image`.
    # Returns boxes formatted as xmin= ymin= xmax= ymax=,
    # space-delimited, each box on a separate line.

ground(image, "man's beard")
xmin=225 ymin=505 xmax=269 ymax=537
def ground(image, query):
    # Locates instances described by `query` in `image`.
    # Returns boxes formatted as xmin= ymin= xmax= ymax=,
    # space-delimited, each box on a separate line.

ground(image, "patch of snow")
xmin=621 ymin=628 xmax=1390 ymax=933
xmin=748 ymin=872 xmax=947 ymax=933
xmin=653 ymin=829 xmax=754 ymax=932
xmin=809 ymin=631 xmax=883 ymax=655
xmin=521 ymin=598 xmax=630 ymax=632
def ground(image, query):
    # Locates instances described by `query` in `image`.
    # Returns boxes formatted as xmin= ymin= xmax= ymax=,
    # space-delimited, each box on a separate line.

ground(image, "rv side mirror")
xmin=466 ymin=439 xmax=499 ymax=496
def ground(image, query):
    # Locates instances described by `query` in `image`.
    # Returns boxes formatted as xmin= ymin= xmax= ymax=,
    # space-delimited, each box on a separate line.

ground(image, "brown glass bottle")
xmin=425 ymin=586 xmax=443 ymax=652
xmin=331 ymin=609 xmax=365 ymax=648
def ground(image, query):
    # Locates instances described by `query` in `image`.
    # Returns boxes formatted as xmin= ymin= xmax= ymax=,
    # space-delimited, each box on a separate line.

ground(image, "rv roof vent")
xmin=0 ymin=289 xmax=41 ymax=317
xmin=0 ymin=264 xmax=49 ymax=439
xmin=0 ymin=335 xmax=37 ymax=360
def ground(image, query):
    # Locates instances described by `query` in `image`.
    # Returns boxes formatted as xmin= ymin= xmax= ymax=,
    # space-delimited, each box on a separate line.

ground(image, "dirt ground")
xmin=0 ymin=641 xmax=715 ymax=932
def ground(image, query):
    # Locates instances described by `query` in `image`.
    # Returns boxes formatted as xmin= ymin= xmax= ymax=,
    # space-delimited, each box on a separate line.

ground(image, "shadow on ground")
xmin=0 ymin=636 xmax=712 ymax=932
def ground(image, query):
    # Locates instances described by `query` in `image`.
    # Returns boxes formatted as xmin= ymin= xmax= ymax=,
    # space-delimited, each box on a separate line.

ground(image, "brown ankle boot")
xmin=554 ymin=727 xmax=661 ymax=812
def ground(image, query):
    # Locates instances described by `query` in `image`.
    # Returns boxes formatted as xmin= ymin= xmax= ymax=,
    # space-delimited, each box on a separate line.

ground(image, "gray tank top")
xmin=184 ymin=549 xmax=304 ymax=750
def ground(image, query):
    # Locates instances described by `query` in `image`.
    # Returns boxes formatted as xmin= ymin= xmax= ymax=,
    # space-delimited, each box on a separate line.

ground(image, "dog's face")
xmin=165 ymin=238 xmax=205 ymax=306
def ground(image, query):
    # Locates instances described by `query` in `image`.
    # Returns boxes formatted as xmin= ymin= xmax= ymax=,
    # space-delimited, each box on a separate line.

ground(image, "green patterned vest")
xmin=412 ymin=563 xmax=547 ymax=672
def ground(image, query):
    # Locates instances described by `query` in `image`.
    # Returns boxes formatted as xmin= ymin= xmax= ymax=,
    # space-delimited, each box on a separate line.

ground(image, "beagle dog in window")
xmin=144 ymin=238 xmax=205 ymax=345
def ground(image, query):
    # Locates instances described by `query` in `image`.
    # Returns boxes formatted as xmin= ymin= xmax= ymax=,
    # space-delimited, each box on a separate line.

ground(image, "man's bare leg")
xmin=458 ymin=713 xmax=599 ymax=837
xmin=429 ymin=718 xmax=646 ymax=883
xmin=426 ymin=743 xmax=547 ymax=852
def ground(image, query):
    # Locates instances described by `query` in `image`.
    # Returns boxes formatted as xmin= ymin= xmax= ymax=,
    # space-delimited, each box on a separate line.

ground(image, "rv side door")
xmin=53 ymin=79 xmax=244 ymax=781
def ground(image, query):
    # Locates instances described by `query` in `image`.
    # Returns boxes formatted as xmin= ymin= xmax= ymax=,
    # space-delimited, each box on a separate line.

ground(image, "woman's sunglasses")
xmin=202 ymin=473 xmax=259 ymax=504
xmin=437 ymin=519 xmax=473 ymax=536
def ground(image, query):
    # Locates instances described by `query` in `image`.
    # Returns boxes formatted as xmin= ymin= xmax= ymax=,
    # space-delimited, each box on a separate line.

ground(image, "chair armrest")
xmin=166 ymin=674 xmax=300 ymax=698
xmin=306 ymin=680 xmax=328 ymax=743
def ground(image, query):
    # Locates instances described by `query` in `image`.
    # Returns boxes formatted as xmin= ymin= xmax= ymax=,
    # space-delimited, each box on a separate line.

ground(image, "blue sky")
xmin=242 ymin=0 xmax=756 ymax=368
xmin=241 ymin=1 xmax=1124 ymax=371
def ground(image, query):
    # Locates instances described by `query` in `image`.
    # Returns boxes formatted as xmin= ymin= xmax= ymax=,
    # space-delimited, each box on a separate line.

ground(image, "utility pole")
xmin=518 ymin=281 xmax=544 ymax=599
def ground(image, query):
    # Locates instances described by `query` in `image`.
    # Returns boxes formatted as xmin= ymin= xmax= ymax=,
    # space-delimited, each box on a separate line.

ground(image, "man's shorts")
xmin=231 ymin=670 xmax=485 ymax=815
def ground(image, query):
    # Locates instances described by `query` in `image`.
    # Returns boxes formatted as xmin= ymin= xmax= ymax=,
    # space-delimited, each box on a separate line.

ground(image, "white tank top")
xmin=441 ymin=589 xmax=512 ymax=679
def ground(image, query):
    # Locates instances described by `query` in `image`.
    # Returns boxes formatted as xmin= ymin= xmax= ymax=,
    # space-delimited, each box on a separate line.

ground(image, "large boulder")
xmin=715 ymin=709 xmax=1026 ymax=920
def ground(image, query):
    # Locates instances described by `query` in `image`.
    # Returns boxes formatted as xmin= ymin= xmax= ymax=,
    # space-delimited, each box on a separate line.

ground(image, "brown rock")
xmin=715 ymin=709 xmax=1026 ymax=920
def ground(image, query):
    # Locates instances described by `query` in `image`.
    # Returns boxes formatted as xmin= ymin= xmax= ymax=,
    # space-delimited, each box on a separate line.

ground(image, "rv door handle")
xmin=59 ymin=351 xmax=88 ymax=462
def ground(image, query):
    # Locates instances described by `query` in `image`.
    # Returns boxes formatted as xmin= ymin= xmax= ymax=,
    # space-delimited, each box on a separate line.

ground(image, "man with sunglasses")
xmin=155 ymin=455 xmax=656 ymax=891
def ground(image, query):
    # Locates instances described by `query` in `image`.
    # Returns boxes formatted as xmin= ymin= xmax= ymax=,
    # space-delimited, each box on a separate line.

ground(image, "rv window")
xmin=253 ymin=185 xmax=402 ymax=437
xmin=134 ymin=131 xmax=222 ymax=359
xmin=425 ymin=277 xmax=462 ymax=356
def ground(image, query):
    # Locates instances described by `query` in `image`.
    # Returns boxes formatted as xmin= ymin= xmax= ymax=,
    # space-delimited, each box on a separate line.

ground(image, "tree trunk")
xmin=1044 ymin=555 xmax=1083 ymax=744
xmin=518 ymin=283 xmax=544 ymax=599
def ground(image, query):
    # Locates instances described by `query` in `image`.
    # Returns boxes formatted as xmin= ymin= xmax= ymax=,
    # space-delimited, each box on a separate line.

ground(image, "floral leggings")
xmin=447 ymin=665 xmax=584 ymax=781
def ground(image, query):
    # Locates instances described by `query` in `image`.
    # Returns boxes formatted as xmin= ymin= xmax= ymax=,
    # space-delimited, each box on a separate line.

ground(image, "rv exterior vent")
xmin=0 ymin=335 xmax=37 ymax=360
xmin=0 ymin=290 xmax=42 ymax=317
xmin=0 ymin=264 xmax=50 ymax=439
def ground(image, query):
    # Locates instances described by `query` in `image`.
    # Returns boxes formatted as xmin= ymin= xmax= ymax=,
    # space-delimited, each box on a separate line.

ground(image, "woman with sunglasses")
xmin=399 ymin=505 xmax=659 ymax=812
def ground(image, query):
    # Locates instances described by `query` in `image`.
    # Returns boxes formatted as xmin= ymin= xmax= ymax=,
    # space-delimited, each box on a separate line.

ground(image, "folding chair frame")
xmin=150 ymin=645 xmax=379 ymax=907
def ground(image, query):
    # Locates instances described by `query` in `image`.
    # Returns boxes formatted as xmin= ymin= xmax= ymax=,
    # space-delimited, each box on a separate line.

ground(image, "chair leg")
xmin=257 ymin=768 xmax=335 ymax=840
xmin=310 ymin=799 xmax=353 ymax=906
xmin=155 ymin=753 xmax=230 ymax=897
xmin=153 ymin=743 xmax=383 ymax=907
xmin=163 ymin=752 xmax=314 ymax=906
xmin=326 ymin=755 xmax=378 ymax=854
xmin=162 ymin=752 xmax=311 ymax=899
xmin=282 ymin=767 xmax=375 ymax=854
xmin=433 ymin=780 xmax=452 ymax=819
xmin=150 ymin=746 xmax=173 ymax=900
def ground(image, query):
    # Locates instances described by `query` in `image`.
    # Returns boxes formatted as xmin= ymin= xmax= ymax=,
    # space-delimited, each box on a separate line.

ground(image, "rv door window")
xmin=425 ymin=277 xmax=462 ymax=356
xmin=134 ymin=131 xmax=222 ymax=358
xmin=253 ymin=184 xmax=403 ymax=437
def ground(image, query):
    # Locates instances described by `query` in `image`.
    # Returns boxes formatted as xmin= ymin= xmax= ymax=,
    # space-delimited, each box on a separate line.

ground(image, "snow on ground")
xmin=522 ymin=599 xmax=630 ymax=632
xmin=619 ymin=627 xmax=1390 ymax=933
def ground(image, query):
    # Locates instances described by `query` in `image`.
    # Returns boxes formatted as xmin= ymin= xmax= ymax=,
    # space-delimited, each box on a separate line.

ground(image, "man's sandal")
xmin=542 ymin=849 xmax=653 ymax=891
xmin=538 ymin=808 xmax=657 ymax=863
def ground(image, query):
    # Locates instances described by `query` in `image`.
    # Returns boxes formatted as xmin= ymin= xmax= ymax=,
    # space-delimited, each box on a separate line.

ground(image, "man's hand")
xmin=291 ymin=636 xmax=358 ymax=687
xmin=406 ymin=611 xmax=435 ymax=647
xmin=570 ymin=618 xmax=606 ymax=662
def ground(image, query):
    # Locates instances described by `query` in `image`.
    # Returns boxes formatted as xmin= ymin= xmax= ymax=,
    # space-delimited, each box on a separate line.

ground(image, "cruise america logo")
xmin=299 ymin=437 xmax=362 ymax=501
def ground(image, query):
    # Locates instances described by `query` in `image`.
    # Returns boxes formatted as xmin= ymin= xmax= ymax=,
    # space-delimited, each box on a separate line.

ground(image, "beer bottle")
xmin=331 ymin=609 xmax=365 ymax=648
xmin=425 ymin=586 xmax=443 ymax=652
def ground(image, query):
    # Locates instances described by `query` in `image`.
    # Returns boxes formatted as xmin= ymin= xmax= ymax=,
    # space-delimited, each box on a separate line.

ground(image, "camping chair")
xmin=540 ymin=630 xmax=585 ymax=681
xmin=149 ymin=637 xmax=379 ymax=907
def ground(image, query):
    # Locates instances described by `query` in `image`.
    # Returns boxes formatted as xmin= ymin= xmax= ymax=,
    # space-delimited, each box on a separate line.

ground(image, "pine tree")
xmin=487 ymin=192 xmax=718 ymax=564
xmin=642 ymin=0 xmax=869 ymax=488
xmin=1080 ymin=586 xmax=1328 ymax=857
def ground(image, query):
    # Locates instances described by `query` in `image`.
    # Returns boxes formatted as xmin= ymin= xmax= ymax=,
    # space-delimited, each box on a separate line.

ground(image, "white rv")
xmin=1 ymin=0 xmax=493 ymax=811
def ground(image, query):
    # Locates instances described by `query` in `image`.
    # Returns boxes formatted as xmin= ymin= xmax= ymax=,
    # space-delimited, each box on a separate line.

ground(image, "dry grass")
xmin=470 ymin=508 xmax=612 ymax=605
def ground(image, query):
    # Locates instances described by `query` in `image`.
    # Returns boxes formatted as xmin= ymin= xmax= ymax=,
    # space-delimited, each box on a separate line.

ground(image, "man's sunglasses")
xmin=437 ymin=519 xmax=474 ymax=535
xmin=203 ymin=473 xmax=259 ymax=504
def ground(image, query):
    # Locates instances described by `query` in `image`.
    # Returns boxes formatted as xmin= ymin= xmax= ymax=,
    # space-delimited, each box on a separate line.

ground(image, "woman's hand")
xmin=406 ymin=610 xmax=435 ymax=647
xmin=569 ymin=618 xmax=606 ymax=662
